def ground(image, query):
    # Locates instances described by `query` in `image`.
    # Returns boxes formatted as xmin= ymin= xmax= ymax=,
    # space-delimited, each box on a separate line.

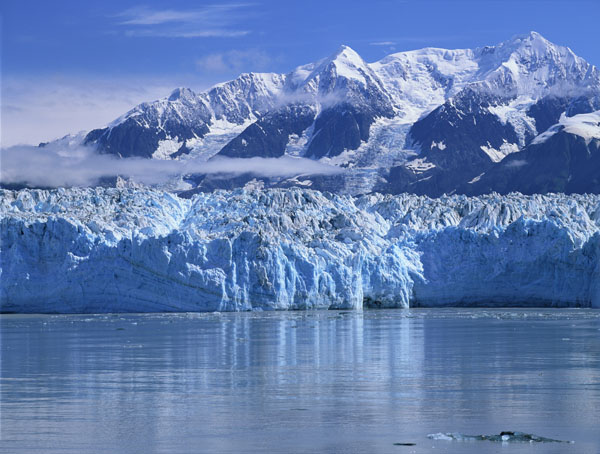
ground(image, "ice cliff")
xmin=1 ymin=188 xmax=599 ymax=313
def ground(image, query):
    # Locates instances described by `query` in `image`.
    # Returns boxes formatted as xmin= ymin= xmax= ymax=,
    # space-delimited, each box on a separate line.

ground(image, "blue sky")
xmin=2 ymin=0 xmax=599 ymax=145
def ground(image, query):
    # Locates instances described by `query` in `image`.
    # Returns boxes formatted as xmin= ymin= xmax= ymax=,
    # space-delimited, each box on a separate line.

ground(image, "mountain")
xmin=2 ymin=187 xmax=598 ymax=312
xmin=463 ymin=111 xmax=600 ymax=195
xmin=54 ymin=32 xmax=600 ymax=195
xmin=84 ymin=73 xmax=286 ymax=160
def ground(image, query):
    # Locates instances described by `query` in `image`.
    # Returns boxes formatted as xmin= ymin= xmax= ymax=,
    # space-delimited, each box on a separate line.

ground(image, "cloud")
xmin=1 ymin=76 xmax=195 ymax=147
xmin=115 ymin=4 xmax=253 ymax=39
xmin=125 ymin=29 xmax=249 ymax=38
xmin=504 ymin=159 xmax=528 ymax=168
xmin=0 ymin=142 xmax=344 ymax=188
xmin=374 ymin=35 xmax=474 ymax=45
xmin=117 ymin=8 xmax=211 ymax=26
xmin=196 ymin=49 xmax=273 ymax=74
xmin=269 ymin=90 xmax=349 ymax=111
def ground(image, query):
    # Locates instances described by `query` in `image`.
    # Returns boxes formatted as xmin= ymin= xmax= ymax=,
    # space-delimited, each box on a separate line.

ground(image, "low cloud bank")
xmin=0 ymin=142 xmax=343 ymax=188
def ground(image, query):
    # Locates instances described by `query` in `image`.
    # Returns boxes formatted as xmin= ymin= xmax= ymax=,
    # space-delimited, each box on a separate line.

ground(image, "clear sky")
xmin=2 ymin=0 xmax=599 ymax=146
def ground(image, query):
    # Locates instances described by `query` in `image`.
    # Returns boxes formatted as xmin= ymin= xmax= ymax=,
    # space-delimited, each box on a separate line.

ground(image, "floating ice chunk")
xmin=427 ymin=431 xmax=573 ymax=443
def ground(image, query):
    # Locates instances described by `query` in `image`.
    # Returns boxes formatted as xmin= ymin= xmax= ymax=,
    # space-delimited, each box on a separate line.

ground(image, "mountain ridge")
xmin=33 ymin=32 xmax=600 ymax=196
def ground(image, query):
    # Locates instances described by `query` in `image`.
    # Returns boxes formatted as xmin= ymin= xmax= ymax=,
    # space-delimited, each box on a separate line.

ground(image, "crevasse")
xmin=1 ymin=188 xmax=598 ymax=313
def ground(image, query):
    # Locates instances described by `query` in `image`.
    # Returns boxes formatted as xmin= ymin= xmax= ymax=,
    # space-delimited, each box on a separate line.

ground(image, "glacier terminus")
xmin=1 ymin=188 xmax=598 ymax=313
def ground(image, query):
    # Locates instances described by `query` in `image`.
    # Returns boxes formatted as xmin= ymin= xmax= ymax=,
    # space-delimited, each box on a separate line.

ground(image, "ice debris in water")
xmin=428 ymin=431 xmax=573 ymax=443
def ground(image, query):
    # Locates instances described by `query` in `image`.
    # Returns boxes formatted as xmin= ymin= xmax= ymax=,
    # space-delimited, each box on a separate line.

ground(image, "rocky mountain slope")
xmin=463 ymin=111 xmax=600 ymax=194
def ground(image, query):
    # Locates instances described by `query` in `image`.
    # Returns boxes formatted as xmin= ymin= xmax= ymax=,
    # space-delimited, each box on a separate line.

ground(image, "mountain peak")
xmin=314 ymin=44 xmax=371 ymax=85
xmin=509 ymin=30 xmax=553 ymax=50
xmin=333 ymin=44 xmax=359 ymax=56
xmin=294 ymin=44 xmax=372 ymax=91
xmin=518 ymin=30 xmax=547 ymax=42
xmin=470 ymin=30 xmax=596 ymax=97
xmin=168 ymin=87 xmax=196 ymax=102
xmin=495 ymin=31 xmax=570 ymax=63
xmin=330 ymin=44 xmax=364 ymax=65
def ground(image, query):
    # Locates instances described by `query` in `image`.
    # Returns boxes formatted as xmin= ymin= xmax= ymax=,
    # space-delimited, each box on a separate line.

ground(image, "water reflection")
xmin=1 ymin=309 xmax=599 ymax=453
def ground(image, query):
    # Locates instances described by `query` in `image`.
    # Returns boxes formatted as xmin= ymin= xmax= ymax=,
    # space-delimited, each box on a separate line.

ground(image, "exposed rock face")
xmin=2 ymin=188 xmax=598 ymax=313
xmin=217 ymin=105 xmax=316 ymax=159
xmin=84 ymin=88 xmax=213 ymax=159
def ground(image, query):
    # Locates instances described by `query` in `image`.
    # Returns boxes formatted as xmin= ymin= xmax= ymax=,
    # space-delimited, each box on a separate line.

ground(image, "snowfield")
xmin=1 ymin=188 xmax=599 ymax=312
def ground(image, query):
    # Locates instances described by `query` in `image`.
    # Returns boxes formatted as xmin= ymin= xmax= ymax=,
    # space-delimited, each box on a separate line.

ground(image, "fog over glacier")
xmin=0 ymin=143 xmax=343 ymax=188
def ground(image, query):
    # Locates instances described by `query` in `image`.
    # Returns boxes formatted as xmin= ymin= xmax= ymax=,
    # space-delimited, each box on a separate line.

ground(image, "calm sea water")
xmin=1 ymin=309 xmax=599 ymax=454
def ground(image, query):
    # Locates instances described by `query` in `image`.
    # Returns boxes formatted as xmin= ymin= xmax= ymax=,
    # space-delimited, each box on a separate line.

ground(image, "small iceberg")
xmin=427 ymin=431 xmax=573 ymax=443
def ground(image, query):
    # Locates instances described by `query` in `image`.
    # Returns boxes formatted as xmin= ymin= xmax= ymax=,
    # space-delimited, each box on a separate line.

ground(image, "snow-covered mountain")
xmin=2 ymin=187 xmax=599 ymax=312
xmin=463 ymin=111 xmax=600 ymax=194
xmin=58 ymin=32 xmax=600 ymax=195
xmin=84 ymin=73 xmax=286 ymax=160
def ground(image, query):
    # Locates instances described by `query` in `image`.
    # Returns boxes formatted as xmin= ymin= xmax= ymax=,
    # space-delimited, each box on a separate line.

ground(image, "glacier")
xmin=1 ymin=188 xmax=599 ymax=313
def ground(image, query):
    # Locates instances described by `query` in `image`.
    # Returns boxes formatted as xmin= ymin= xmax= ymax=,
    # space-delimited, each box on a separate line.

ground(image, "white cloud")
xmin=196 ymin=49 xmax=273 ymax=74
xmin=1 ymin=76 xmax=195 ymax=147
xmin=118 ymin=8 xmax=210 ymax=26
xmin=0 ymin=142 xmax=344 ymax=188
xmin=115 ymin=4 xmax=253 ymax=39
xmin=370 ymin=41 xmax=396 ymax=46
xmin=125 ymin=29 xmax=249 ymax=38
xmin=504 ymin=159 xmax=528 ymax=168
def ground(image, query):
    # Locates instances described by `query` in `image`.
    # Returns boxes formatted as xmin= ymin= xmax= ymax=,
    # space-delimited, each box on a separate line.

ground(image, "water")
xmin=1 ymin=309 xmax=599 ymax=453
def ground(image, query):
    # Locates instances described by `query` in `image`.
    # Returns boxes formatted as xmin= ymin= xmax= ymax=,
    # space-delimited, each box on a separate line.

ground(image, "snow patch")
xmin=285 ymin=127 xmax=312 ymax=157
xmin=152 ymin=139 xmax=182 ymax=160
xmin=184 ymin=117 xmax=256 ymax=161
xmin=532 ymin=111 xmax=600 ymax=145
xmin=406 ymin=158 xmax=436 ymax=173
xmin=431 ymin=140 xmax=446 ymax=150
xmin=480 ymin=142 xmax=520 ymax=162
xmin=468 ymin=172 xmax=485 ymax=184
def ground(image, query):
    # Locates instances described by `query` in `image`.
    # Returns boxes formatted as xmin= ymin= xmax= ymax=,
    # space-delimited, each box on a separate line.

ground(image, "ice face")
xmin=1 ymin=188 xmax=599 ymax=313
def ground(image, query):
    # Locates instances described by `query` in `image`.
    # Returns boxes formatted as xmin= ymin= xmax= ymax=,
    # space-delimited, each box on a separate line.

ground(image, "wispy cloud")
xmin=370 ymin=41 xmax=396 ymax=46
xmin=366 ymin=35 xmax=476 ymax=48
xmin=118 ymin=8 xmax=210 ymax=26
xmin=504 ymin=159 xmax=528 ymax=168
xmin=1 ymin=76 xmax=188 ymax=147
xmin=0 ymin=143 xmax=343 ymax=188
xmin=196 ymin=49 xmax=273 ymax=73
xmin=393 ymin=35 xmax=473 ymax=44
xmin=125 ymin=29 xmax=249 ymax=38
xmin=115 ymin=4 xmax=253 ymax=39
